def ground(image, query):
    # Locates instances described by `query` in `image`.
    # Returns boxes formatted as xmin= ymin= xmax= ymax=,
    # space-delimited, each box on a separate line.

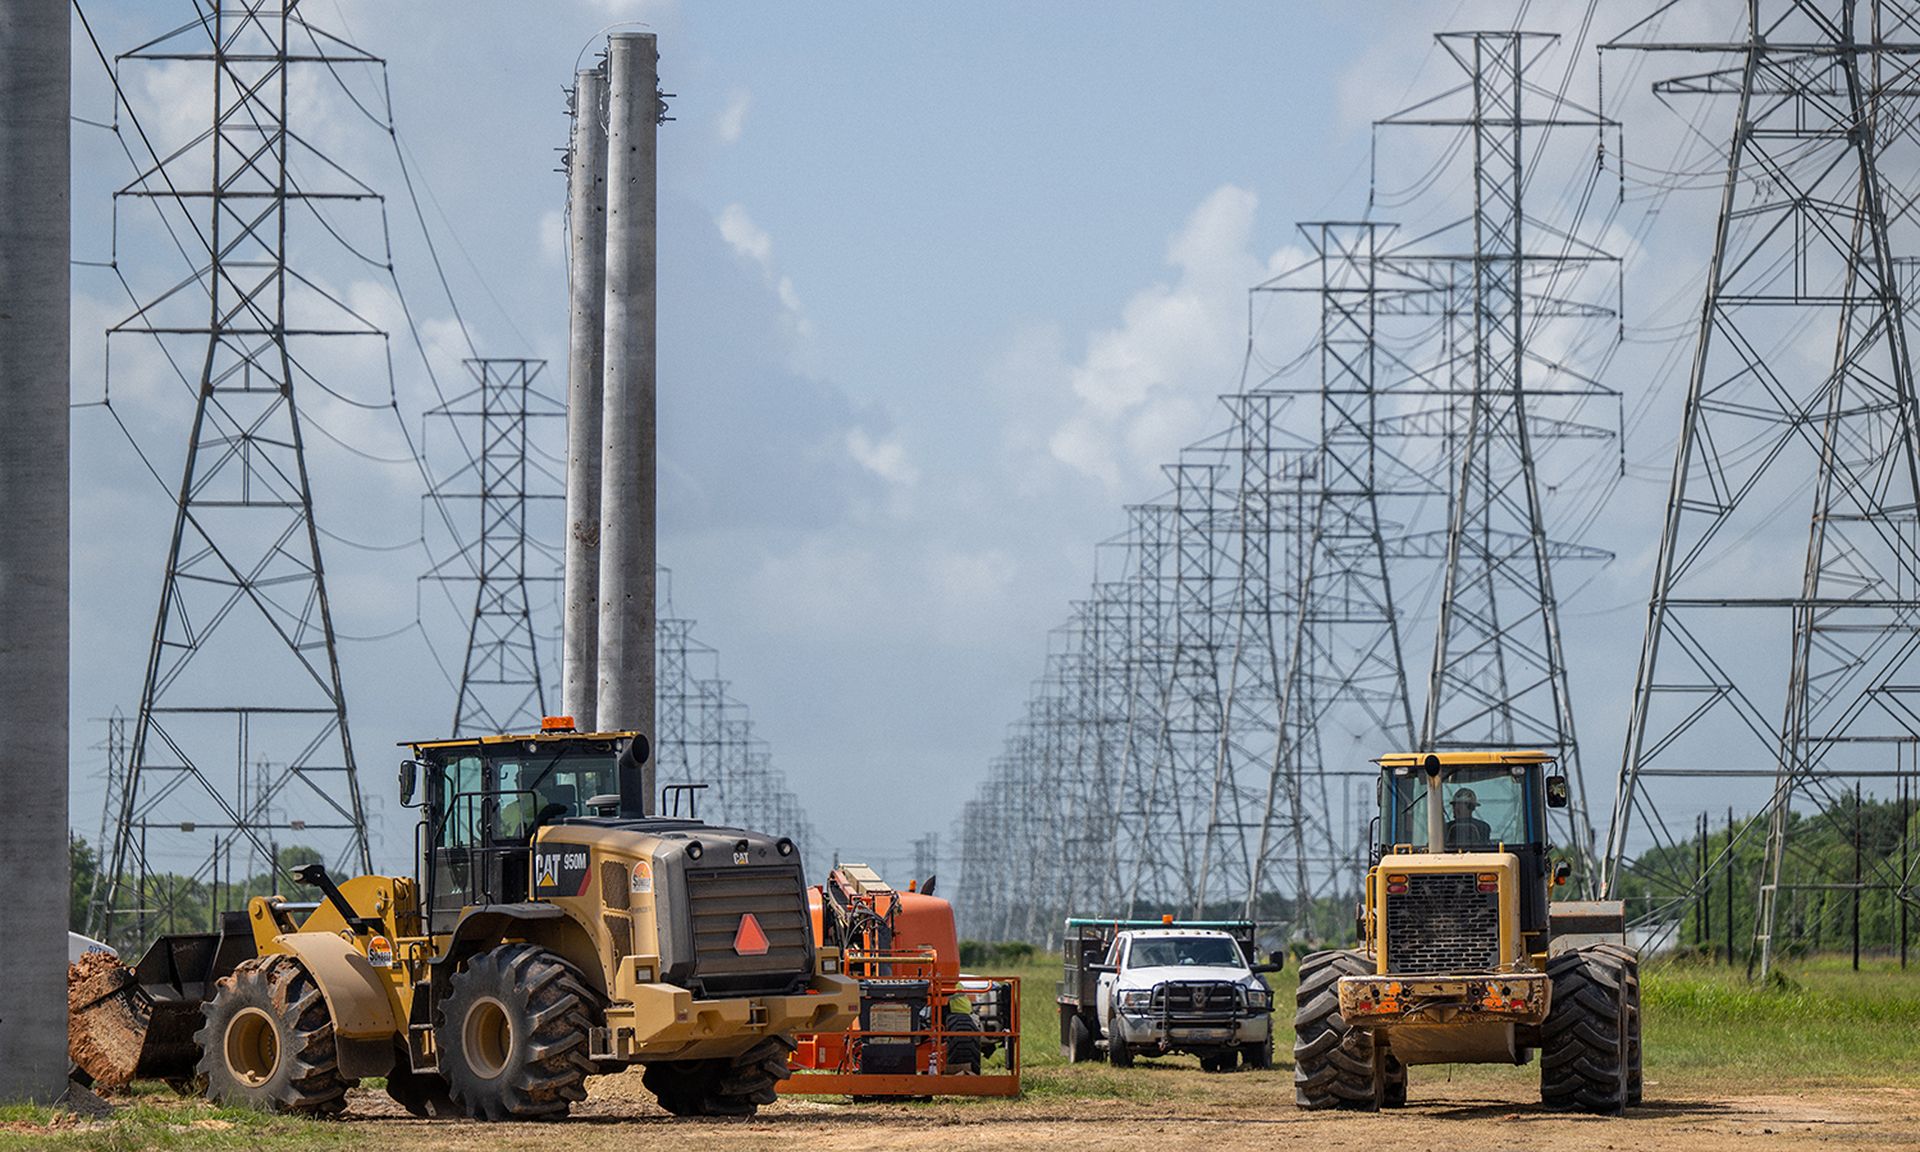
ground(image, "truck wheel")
xmin=1065 ymin=1011 xmax=1097 ymax=1063
xmin=384 ymin=1063 xmax=460 ymax=1118
xmin=643 ymin=1035 xmax=796 ymax=1117
xmin=437 ymin=944 xmax=597 ymax=1120
xmin=1540 ymin=946 xmax=1628 ymax=1114
xmin=1241 ymin=1034 xmax=1273 ymax=1070
xmin=1293 ymin=949 xmax=1380 ymax=1110
xmin=193 ymin=956 xmax=353 ymax=1116
xmin=1108 ymin=1033 xmax=1134 ymax=1069
xmin=944 ymin=1011 xmax=983 ymax=1073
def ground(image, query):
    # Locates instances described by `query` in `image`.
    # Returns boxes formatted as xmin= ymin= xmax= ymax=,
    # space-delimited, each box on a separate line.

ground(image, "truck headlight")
xmin=1118 ymin=989 xmax=1153 ymax=1011
xmin=1244 ymin=987 xmax=1270 ymax=1011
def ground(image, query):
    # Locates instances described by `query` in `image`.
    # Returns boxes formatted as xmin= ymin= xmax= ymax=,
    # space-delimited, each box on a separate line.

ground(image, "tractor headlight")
xmin=1244 ymin=987 xmax=1271 ymax=1011
xmin=1118 ymin=989 xmax=1153 ymax=1012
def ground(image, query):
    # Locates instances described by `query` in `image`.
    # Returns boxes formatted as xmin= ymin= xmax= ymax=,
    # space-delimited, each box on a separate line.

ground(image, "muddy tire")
xmin=1065 ymin=1010 xmax=1097 ymax=1063
xmin=1293 ymin=949 xmax=1380 ymax=1110
xmin=436 ymin=944 xmax=597 ymax=1121
xmin=1589 ymin=942 xmax=1643 ymax=1106
xmin=642 ymin=1035 xmax=795 ymax=1117
xmin=194 ymin=956 xmax=352 ymax=1116
xmin=1107 ymin=1032 xmax=1134 ymax=1069
xmin=1382 ymin=1052 xmax=1408 ymax=1107
xmin=1541 ymin=945 xmax=1629 ymax=1114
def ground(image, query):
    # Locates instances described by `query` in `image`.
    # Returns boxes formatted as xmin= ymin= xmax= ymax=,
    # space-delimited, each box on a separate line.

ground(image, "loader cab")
xmin=1376 ymin=751 xmax=1560 ymax=948
xmin=405 ymin=730 xmax=628 ymax=932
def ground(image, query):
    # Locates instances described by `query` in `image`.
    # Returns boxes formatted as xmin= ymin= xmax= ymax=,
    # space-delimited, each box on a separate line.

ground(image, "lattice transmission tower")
xmin=1376 ymin=31 xmax=1621 ymax=882
xmin=97 ymin=1 xmax=377 ymax=945
xmin=1605 ymin=0 xmax=1920 ymax=976
xmin=424 ymin=358 xmax=564 ymax=735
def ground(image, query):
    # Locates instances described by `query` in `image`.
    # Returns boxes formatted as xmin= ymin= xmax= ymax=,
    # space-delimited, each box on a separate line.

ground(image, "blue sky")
xmin=68 ymin=1 xmax=1777 ymax=881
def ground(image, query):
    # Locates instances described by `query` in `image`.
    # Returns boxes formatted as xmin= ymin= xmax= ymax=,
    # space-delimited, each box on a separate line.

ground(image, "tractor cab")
xmin=401 ymin=720 xmax=640 ymax=931
xmin=1375 ymin=750 xmax=1571 ymax=957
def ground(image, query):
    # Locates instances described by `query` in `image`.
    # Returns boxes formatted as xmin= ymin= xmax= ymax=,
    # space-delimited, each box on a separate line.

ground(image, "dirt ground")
xmin=332 ymin=1068 xmax=1920 ymax=1152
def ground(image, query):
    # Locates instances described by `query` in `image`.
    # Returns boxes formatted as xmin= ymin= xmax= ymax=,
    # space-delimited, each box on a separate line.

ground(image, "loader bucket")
xmin=68 ymin=916 xmax=258 ymax=1089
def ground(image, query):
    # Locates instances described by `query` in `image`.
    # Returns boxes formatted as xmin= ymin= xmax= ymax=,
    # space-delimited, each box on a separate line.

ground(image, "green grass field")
xmin=8 ymin=953 xmax=1918 ymax=1148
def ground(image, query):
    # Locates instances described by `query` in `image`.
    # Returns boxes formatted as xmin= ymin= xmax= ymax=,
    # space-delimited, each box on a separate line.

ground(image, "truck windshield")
xmin=1384 ymin=764 xmax=1534 ymax=850
xmin=1129 ymin=936 xmax=1243 ymax=969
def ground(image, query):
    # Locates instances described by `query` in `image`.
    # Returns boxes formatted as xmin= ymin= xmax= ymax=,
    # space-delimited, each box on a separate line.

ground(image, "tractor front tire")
xmin=437 ymin=944 xmax=598 ymax=1121
xmin=194 ymin=956 xmax=353 ymax=1116
xmin=643 ymin=1035 xmax=795 ymax=1117
xmin=1293 ymin=949 xmax=1381 ymax=1110
xmin=1541 ymin=945 xmax=1630 ymax=1114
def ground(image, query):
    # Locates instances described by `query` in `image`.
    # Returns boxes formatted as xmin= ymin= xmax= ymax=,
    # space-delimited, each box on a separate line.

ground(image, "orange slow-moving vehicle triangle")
xmin=733 ymin=912 xmax=770 ymax=956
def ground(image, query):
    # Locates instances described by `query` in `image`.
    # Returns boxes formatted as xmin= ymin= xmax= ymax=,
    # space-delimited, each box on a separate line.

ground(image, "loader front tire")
xmin=437 ymin=944 xmax=597 ymax=1121
xmin=1540 ymin=945 xmax=1629 ymax=1114
xmin=642 ymin=1035 xmax=795 ymax=1117
xmin=194 ymin=956 xmax=352 ymax=1116
xmin=1292 ymin=949 xmax=1380 ymax=1110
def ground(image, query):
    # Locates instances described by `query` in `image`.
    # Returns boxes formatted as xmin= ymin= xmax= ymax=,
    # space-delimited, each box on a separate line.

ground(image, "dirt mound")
xmin=68 ymin=951 xmax=150 ymax=1088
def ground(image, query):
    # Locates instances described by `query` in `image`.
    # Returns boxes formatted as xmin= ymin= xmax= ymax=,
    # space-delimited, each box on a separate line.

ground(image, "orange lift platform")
xmin=780 ymin=863 xmax=1021 ymax=1098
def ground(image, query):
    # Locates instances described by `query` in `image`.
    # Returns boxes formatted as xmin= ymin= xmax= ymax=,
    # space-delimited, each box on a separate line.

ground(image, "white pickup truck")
xmin=1058 ymin=920 xmax=1281 ymax=1072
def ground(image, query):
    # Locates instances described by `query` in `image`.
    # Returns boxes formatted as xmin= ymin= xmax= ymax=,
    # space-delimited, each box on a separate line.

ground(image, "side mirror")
xmin=1552 ymin=859 xmax=1572 ymax=887
xmin=1251 ymin=950 xmax=1286 ymax=974
xmin=398 ymin=759 xmax=420 ymax=807
xmin=1545 ymin=774 xmax=1570 ymax=809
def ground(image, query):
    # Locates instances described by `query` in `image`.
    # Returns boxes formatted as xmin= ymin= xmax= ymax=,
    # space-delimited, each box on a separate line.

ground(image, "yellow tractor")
xmin=1292 ymin=751 xmax=1641 ymax=1114
xmin=70 ymin=721 xmax=858 ymax=1119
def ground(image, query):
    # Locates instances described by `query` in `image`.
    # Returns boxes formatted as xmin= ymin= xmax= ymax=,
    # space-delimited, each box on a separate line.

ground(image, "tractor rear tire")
xmin=1293 ymin=949 xmax=1381 ymax=1110
xmin=1108 ymin=1033 xmax=1135 ymax=1069
xmin=194 ymin=956 xmax=353 ymax=1116
xmin=1541 ymin=945 xmax=1629 ymax=1114
xmin=643 ymin=1035 xmax=795 ymax=1117
xmin=437 ymin=944 xmax=597 ymax=1121
xmin=1065 ymin=1011 xmax=1098 ymax=1063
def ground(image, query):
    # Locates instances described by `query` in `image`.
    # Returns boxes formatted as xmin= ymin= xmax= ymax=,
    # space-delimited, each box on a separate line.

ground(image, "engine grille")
xmin=1149 ymin=981 xmax=1241 ymax=1021
xmin=1385 ymin=872 xmax=1499 ymax=975
xmin=685 ymin=865 xmax=811 ymax=996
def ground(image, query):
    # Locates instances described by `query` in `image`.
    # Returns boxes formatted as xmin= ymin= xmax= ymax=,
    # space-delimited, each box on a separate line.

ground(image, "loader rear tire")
xmin=1541 ymin=945 xmax=1629 ymax=1115
xmin=437 ymin=944 xmax=597 ymax=1121
xmin=194 ymin=956 xmax=352 ymax=1116
xmin=642 ymin=1035 xmax=795 ymax=1117
xmin=1292 ymin=949 xmax=1380 ymax=1110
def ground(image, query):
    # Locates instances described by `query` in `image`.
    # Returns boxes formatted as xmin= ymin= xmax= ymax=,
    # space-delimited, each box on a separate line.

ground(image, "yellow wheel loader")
xmin=70 ymin=721 xmax=858 ymax=1119
xmin=1292 ymin=751 xmax=1641 ymax=1115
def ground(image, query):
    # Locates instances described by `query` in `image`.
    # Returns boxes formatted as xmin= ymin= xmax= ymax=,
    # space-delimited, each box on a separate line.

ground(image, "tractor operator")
xmin=1444 ymin=787 xmax=1492 ymax=848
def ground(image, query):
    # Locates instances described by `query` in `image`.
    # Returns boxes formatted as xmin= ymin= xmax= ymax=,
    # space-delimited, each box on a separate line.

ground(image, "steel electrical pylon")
xmin=1376 ymin=31 xmax=1620 ymax=884
xmin=424 ymin=358 xmax=563 ymax=736
xmin=99 ymin=1 xmax=377 ymax=946
xmin=1605 ymin=0 xmax=1920 ymax=976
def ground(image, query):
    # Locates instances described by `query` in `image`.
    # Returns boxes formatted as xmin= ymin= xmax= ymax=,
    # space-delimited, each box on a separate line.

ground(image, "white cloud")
xmin=1043 ymin=184 xmax=1302 ymax=488
xmin=846 ymin=427 xmax=918 ymax=488
xmin=717 ymin=87 xmax=751 ymax=145
xmin=717 ymin=203 xmax=773 ymax=273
